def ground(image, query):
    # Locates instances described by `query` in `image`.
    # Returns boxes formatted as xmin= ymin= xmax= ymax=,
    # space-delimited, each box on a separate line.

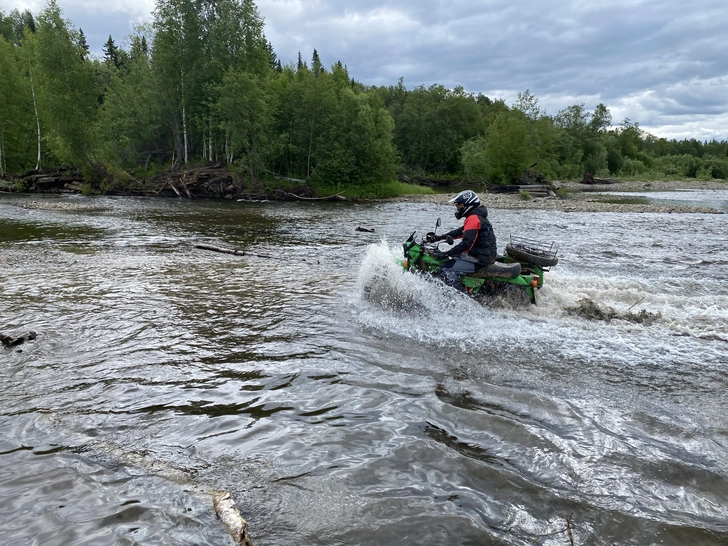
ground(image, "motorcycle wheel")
xmin=505 ymin=243 xmax=559 ymax=267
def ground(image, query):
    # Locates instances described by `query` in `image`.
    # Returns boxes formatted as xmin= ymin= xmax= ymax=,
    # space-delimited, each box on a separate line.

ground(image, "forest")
xmin=1 ymin=0 xmax=727 ymax=198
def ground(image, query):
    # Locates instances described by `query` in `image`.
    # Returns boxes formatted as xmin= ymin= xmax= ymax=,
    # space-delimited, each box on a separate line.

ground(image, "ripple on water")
xmin=1 ymin=196 xmax=727 ymax=545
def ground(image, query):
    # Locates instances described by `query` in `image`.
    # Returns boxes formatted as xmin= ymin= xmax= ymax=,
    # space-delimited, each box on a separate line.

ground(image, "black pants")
xmin=439 ymin=258 xmax=480 ymax=288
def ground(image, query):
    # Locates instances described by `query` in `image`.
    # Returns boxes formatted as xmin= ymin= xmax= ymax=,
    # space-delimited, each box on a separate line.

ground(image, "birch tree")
xmin=0 ymin=13 xmax=40 ymax=173
xmin=34 ymin=0 xmax=99 ymax=166
xmin=152 ymin=0 xmax=203 ymax=166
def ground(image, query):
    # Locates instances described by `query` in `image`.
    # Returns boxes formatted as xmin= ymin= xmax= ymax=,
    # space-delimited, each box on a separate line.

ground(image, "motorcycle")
xmin=400 ymin=219 xmax=559 ymax=305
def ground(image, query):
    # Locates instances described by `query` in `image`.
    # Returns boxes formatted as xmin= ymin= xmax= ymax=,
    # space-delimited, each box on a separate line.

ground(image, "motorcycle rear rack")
xmin=509 ymin=235 xmax=559 ymax=260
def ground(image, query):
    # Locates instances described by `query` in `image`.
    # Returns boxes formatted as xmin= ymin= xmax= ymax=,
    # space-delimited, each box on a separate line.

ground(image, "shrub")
xmin=619 ymin=157 xmax=647 ymax=176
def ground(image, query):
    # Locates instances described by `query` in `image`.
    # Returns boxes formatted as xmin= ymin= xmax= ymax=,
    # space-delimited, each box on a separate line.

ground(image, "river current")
xmin=1 ymin=194 xmax=726 ymax=545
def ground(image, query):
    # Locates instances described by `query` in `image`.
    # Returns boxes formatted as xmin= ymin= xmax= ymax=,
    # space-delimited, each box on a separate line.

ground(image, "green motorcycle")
xmin=400 ymin=219 xmax=558 ymax=305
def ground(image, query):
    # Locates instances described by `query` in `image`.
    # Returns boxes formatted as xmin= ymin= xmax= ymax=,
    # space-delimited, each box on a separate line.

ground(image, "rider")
xmin=426 ymin=190 xmax=497 ymax=266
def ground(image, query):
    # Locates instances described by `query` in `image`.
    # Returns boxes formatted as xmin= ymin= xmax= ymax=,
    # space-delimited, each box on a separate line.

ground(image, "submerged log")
xmin=195 ymin=243 xmax=246 ymax=256
xmin=1 ymin=331 xmax=36 ymax=348
xmin=355 ymin=226 xmax=375 ymax=233
xmin=212 ymin=490 xmax=251 ymax=546
xmin=195 ymin=243 xmax=276 ymax=260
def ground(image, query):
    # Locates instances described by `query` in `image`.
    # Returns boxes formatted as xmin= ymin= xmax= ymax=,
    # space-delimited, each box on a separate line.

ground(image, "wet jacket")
xmin=444 ymin=205 xmax=497 ymax=264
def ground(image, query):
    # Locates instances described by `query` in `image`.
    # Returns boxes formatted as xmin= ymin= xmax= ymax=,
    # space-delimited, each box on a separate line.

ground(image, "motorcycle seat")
xmin=470 ymin=261 xmax=522 ymax=279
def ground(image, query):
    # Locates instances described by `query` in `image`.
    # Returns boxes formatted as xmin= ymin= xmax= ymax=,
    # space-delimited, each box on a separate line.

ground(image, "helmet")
xmin=448 ymin=190 xmax=480 ymax=219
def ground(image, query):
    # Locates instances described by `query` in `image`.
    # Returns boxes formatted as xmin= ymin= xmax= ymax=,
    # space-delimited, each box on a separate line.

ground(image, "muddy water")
xmin=1 ymin=194 xmax=727 ymax=545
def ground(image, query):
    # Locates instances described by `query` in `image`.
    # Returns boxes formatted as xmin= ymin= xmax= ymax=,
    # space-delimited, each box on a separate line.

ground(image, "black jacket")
xmin=444 ymin=205 xmax=497 ymax=264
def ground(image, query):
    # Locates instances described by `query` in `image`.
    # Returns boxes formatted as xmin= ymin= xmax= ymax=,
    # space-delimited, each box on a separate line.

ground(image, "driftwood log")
xmin=1 ymin=169 xmax=82 ymax=192
xmin=155 ymin=165 xmax=237 ymax=199
xmin=488 ymin=184 xmax=552 ymax=196
xmin=580 ymin=173 xmax=616 ymax=185
xmin=275 ymin=190 xmax=346 ymax=201
xmin=401 ymin=175 xmax=465 ymax=187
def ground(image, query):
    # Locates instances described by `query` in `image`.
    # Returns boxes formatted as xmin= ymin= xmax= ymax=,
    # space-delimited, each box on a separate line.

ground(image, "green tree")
xmin=78 ymin=28 xmax=89 ymax=57
xmin=311 ymin=48 xmax=322 ymax=76
xmin=102 ymin=35 xmax=120 ymax=67
xmin=34 ymin=0 xmax=99 ymax=166
xmin=96 ymin=31 xmax=165 ymax=169
xmin=153 ymin=0 xmax=206 ymax=165
xmin=482 ymin=109 xmax=530 ymax=184
xmin=7 ymin=8 xmax=36 ymax=43
xmin=214 ymin=69 xmax=270 ymax=178
xmin=387 ymin=84 xmax=481 ymax=175
xmin=513 ymin=89 xmax=541 ymax=120
xmin=0 ymin=35 xmax=28 ymax=173
xmin=554 ymin=102 xmax=614 ymax=177
xmin=0 ymin=10 xmax=13 ymax=42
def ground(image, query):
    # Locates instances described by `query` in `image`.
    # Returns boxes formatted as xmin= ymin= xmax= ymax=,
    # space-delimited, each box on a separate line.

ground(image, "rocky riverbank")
xmin=387 ymin=180 xmax=727 ymax=214
xmin=2 ymin=167 xmax=725 ymax=213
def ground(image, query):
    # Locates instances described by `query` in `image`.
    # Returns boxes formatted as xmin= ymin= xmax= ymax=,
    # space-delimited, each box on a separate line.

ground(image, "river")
xmin=1 ymin=194 xmax=726 ymax=545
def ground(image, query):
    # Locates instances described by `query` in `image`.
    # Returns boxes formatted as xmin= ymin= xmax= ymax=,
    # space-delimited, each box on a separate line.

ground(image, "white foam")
xmin=355 ymin=241 xmax=728 ymax=367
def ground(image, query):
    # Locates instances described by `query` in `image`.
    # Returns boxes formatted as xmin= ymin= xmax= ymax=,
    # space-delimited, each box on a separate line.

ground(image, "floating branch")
xmin=213 ymin=490 xmax=252 ymax=546
xmin=533 ymin=513 xmax=575 ymax=545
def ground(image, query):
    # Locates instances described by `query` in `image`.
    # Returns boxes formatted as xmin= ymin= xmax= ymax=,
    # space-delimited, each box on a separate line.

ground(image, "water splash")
xmin=355 ymin=240 xmax=728 ymax=370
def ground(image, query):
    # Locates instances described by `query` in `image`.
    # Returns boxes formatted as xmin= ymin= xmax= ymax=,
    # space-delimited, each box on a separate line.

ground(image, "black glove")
xmin=431 ymin=250 xmax=448 ymax=260
xmin=425 ymin=232 xmax=438 ymax=243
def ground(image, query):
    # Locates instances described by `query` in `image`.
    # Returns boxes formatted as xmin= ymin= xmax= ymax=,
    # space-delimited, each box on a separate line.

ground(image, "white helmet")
xmin=448 ymin=190 xmax=480 ymax=219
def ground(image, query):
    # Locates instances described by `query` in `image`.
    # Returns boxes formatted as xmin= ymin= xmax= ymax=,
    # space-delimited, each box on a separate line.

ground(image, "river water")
xmin=1 ymin=194 xmax=726 ymax=546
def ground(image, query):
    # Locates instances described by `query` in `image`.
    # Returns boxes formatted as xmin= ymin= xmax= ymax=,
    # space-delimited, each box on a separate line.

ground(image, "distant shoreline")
xmin=3 ymin=177 xmax=726 ymax=214
xmin=385 ymin=180 xmax=727 ymax=214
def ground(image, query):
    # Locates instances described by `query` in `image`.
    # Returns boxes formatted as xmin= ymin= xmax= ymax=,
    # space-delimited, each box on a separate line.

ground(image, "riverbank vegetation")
xmin=1 ymin=0 xmax=727 ymax=199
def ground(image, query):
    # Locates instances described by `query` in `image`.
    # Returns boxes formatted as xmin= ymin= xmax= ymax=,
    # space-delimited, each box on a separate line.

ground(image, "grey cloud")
xmin=3 ymin=0 xmax=724 ymax=139
xmin=259 ymin=0 xmax=727 ymax=139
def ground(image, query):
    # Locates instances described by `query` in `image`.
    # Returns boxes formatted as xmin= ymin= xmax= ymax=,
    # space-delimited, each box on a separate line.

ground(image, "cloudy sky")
xmin=3 ymin=0 xmax=727 ymax=141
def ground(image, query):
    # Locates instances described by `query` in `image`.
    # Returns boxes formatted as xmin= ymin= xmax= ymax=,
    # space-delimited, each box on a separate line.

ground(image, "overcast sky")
xmin=3 ymin=0 xmax=727 ymax=141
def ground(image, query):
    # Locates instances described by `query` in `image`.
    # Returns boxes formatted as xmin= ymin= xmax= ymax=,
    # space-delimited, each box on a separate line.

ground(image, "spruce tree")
xmin=78 ymin=28 xmax=89 ymax=57
xmin=103 ymin=35 xmax=119 ymax=67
